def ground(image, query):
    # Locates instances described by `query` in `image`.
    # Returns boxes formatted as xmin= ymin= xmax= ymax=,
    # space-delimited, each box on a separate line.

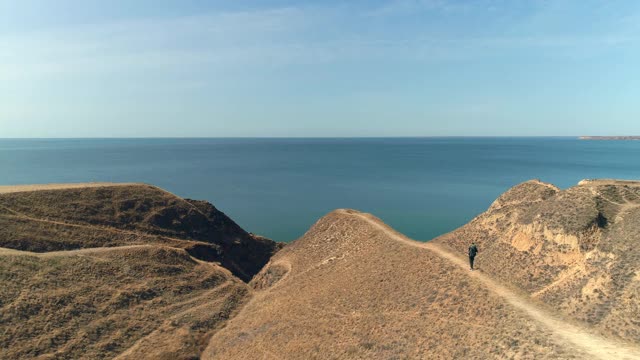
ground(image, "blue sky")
xmin=1 ymin=0 xmax=639 ymax=137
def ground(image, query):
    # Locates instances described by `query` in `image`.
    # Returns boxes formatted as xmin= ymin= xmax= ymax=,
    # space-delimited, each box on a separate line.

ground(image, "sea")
xmin=1 ymin=137 xmax=639 ymax=242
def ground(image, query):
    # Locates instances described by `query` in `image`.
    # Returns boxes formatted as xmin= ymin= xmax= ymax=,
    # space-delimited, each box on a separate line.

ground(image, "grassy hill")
xmin=0 ymin=245 xmax=249 ymax=359
xmin=0 ymin=183 xmax=281 ymax=281
xmin=203 ymin=210 xmax=593 ymax=359
xmin=3 ymin=181 xmax=640 ymax=359
xmin=0 ymin=183 xmax=280 ymax=359
xmin=434 ymin=179 xmax=640 ymax=344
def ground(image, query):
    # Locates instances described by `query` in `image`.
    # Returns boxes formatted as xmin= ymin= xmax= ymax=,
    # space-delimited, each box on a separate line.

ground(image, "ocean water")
xmin=1 ymin=137 xmax=639 ymax=242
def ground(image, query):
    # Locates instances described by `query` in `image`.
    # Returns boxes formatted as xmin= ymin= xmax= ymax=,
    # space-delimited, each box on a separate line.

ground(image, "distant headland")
xmin=579 ymin=136 xmax=640 ymax=140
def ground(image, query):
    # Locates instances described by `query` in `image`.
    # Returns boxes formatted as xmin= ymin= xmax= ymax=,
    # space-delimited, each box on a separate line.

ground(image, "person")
xmin=468 ymin=242 xmax=478 ymax=270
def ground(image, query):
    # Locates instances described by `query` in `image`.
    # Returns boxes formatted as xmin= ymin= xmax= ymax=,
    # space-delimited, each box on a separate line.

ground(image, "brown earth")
xmin=0 ymin=245 xmax=250 ymax=360
xmin=0 ymin=183 xmax=281 ymax=281
xmin=204 ymin=208 xmax=640 ymax=359
xmin=434 ymin=179 xmax=640 ymax=345
xmin=0 ymin=183 xmax=280 ymax=359
xmin=3 ymin=181 xmax=640 ymax=359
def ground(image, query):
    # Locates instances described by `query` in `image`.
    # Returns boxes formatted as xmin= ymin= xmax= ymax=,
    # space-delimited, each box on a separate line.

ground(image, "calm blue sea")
xmin=1 ymin=137 xmax=639 ymax=242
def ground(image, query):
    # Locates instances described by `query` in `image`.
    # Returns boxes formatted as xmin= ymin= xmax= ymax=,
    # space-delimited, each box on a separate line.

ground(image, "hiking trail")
xmin=340 ymin=209 xmax=640 ymax=360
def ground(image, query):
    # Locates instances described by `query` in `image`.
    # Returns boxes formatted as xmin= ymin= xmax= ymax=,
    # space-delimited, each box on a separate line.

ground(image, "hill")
xmin=0 ymin=183 xmax=281 ymax=281
xmin=0 ymin=245 xmax=249 ymax=359
xmin=203 ymin=209 xmax=639 ymax=359
xmin=434 ymin=179 xmax=640 ymax=344
xmin=0 ymin=183 xmax=280 ymax=359
xmin=3 ymin=181 xmax=640 ymax=359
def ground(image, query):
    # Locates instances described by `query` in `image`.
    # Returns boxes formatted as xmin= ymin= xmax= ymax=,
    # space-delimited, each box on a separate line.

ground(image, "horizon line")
xmin=0 ymin=135 xmax=595 ymax=140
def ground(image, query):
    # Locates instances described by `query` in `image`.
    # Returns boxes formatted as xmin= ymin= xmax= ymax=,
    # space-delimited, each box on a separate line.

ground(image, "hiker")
xmin=468 ymin=242 xmax=478 ymax=270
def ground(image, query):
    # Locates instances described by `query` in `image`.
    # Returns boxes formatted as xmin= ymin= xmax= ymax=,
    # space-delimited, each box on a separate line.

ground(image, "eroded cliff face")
xmin=435 ymin=179 xmax=640 ymax=342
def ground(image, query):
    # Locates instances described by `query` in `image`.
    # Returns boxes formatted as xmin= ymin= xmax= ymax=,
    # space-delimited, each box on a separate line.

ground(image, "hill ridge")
xmin=342 ymin=209 xmax=640 ymax=360
xmin=434 ymin=178 xmax=640 ymax=345
xmin=0 ymin=183 xmax=281 ymax=281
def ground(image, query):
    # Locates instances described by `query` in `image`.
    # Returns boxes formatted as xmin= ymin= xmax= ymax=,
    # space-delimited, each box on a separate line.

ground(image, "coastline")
xmin=579 ymin=136 xmax=640 ymax=140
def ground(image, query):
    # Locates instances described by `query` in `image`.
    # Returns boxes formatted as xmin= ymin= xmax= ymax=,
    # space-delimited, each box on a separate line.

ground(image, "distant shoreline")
xmin=579 ymin=136 xmax=640 ymax=140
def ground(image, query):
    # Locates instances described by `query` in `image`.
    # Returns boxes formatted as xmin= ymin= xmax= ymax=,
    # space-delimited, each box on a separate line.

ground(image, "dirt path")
xmin=115 ymin=280 xmax=237 ymax=359
xmin=0 ymin=182 xmax=138 ymax=194
xmin=341 ymin=210 xmax=640 ymax=360
xmin=39 ymin=244 xmax=160 ymax=257
xmin=0 ymin=244 xmax=160 ymax=257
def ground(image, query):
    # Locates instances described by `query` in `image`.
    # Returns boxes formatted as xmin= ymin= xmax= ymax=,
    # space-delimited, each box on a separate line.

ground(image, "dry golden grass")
xmin=434 ymin=179 xmax=640 ymax=344
xmin=0 ymin=246 xmax=249 ymax=360
xmin=3 ymin=181 xmax=640 ymax=359
xmin=0 ymin=184 xmax=280 ymax=281
xmin=0 ymin=183 xmax=279 ymax=359
xmin=204 ymin=210 xmax=595 ymax=360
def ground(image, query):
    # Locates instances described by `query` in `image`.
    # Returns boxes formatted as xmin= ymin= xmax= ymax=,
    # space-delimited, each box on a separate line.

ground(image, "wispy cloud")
xmin=1 ymin=1 xmax=639 ymax=136
xmin=365 ymin=0 xmax=472 ymax=17
xmin=1 ymin=1 xmax=638 ymax=83
xmin=0 ymin=7 xmax=320 ymax=80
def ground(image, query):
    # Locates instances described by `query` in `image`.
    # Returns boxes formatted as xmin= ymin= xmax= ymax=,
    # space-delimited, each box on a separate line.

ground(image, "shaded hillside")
xmin=204 ymin=210 xmax=593 ymax=359
xmin=434 ymin=179 xmax=640 ymax=343
xmin=0 ymin=184 xmax=281 ymax=281
xmin=0 ymin=245 xmax=250 ymax=360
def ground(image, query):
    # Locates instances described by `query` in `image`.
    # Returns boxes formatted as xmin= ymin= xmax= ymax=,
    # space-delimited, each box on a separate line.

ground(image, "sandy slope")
xmin=348 ymin=210 xmax=640 ymax=360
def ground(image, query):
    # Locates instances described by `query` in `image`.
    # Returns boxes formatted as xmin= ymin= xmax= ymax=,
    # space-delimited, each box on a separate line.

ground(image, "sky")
xmin=0 ymin=0 xmax=639 ymax=137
